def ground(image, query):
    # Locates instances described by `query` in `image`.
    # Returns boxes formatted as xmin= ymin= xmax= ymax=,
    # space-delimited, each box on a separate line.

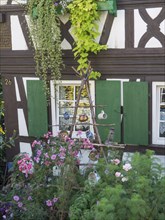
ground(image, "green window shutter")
xmin=96 ymin=80 xmax=121 ymax=143
xmin=27 ymin=80 xmax=48 ymax=137
xmin=123 ymin=82 xmax=148 ymax=145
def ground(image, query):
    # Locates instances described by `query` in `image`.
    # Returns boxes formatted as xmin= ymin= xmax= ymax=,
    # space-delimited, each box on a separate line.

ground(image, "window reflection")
xmin=159 ymin=122 xmax=165 ymax=137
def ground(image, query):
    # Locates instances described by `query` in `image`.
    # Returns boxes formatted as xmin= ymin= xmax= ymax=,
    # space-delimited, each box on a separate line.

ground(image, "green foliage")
xmin=69 ymin=150 xmax=165 ymax=220
xmin=27 ymin=0 xmax=63 ymax=95
xmin=68 ymin=0 xmax=107 ymax=78
xmin=1 ymin=132 xmax=165 ymax=220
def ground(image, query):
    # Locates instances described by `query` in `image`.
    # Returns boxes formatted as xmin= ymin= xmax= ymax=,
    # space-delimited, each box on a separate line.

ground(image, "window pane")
xmin=159 ymin=122 xmax=165 ymax=137
xmin=59 ymin=101 xmax=74 ymax=115
xmin=59 ymin=86 xmax=74 ymax=100
xmin=59 ymin=117 xmax=72 ymax=131
xmin=75 ymin=86 xmax=88 ymax=100
xmin=160 ymin=106 xmax=165 ymax=120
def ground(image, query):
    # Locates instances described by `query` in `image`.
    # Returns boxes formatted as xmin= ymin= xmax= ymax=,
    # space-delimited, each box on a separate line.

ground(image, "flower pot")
xmin=97 ymin=0 xmax=117 ymax=16
xmin=79 ymin=114 xmax=88 ymax=122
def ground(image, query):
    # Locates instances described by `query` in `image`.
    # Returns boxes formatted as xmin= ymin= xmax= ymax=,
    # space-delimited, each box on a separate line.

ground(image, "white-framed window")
xmin=152 ymin=82 xmax=165 ymax=145
xmin=50 ymin=80 xmax=95 ymax=138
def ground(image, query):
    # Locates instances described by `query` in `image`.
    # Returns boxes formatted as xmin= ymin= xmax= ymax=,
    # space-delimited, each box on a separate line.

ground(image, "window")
xmin=51 ymin=80 xmax=95 ymax=138
xmin=152 ymin=82 xmax=165 ymax=145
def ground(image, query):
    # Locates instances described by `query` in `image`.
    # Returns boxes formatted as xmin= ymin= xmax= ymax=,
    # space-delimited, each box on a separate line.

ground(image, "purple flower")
xmin=46 ymin=200 xmax=53 ymax=207
xmin=17 ymin=202 xmax=23 ymax=208
xmin=37 ymin=149 xmax=42 ymax=157
xmin=13 ymin=195 xmax=19 ymax=202
xmin=51 ymin=154 xmax=57 ymax=160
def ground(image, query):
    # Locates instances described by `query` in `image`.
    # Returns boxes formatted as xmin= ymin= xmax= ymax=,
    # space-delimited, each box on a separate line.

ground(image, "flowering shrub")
xmin=69 ymin=150 xmax=165 ymax=220
xmin=0 ymin=132 xmax=96 ymax=219
xmin=0 ymin=133 xmax=165 ymax=220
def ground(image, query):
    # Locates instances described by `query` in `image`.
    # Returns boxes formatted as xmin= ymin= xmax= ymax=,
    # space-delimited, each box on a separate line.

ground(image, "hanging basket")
xmin=97 ymin=0 xmax=117 ymax=16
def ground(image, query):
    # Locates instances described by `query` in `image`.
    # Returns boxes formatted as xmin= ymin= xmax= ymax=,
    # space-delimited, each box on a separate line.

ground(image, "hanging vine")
xmin=27 ymin=0 xmax=64 ymax=94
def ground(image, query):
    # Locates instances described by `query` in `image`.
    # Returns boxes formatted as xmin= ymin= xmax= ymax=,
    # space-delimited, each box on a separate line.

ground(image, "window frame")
xmin=50 ymin=80 xmax=95 ymax=138
xmin=152 ymin=82 xmax=165 ymax=145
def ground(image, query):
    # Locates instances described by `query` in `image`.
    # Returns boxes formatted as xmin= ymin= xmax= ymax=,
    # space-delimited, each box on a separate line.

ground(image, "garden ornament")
xmin=98 ymin=110 xmax=107 ymax=119
xmin=86 ymin=130 xmax=94 ymax=140
xmin=105 ymin=127 xmax=115 ymax=145
xmin=53 ymin=166 xmax=61 ymax=177
xmin=63 ymin=111 xmax=70 ymax=120
xmin=79 ymin=113 xmax=88 ymax=122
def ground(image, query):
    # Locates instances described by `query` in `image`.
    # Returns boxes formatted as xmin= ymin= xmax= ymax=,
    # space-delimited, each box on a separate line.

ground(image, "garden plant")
xmin=0 ymin=132 xmax=165 ymax=220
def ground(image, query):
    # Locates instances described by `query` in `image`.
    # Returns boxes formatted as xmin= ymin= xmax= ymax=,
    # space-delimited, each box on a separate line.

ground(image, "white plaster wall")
xmin=20 ymin=142 xmax=32 ymax=157
xmin=17 ymin=109 xmax=28 ymax=136
xmin=10 ymin=15 xmax=28 ymax=50
xmin=107 ymin=10 xmax=125 ymax=48
xmin=134 ymin=8 xmax=164 ymax=48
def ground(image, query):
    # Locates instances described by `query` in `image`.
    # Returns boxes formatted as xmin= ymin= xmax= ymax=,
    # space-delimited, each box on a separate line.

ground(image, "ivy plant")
xmin=68 ymin=0 xmax=107 ymax=78
xmin=27 ymin=0 xmax=63 ymax=94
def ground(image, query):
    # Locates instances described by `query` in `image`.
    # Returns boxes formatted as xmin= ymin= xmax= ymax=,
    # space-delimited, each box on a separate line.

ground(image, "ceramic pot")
xmin=79 ymin=114 xmax=88 ymax=122
xmin=98 ymin=110 xmax=107 ymax=119
xmin=63 ymin=112 xmax=70 ymax=120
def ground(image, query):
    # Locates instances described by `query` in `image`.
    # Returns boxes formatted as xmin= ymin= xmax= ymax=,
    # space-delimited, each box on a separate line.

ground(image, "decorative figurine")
xmin=63 ymin=111 xmax=70 ymax=120
xmin=98 ymin=110 xmax=107 ymax=119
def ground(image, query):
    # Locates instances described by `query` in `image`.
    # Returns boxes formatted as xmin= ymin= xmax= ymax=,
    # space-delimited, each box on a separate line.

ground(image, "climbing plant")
xmin=68 ymin=0 xmax=107 ymax=79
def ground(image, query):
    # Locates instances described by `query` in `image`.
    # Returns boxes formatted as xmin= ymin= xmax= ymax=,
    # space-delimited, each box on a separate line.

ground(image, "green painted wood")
xmin=97 ymin=0 xmax=117 ymax=16
xmin=123 ymin=82 xmax=148 ymax=145
xmin=27 ymin=80 xmax=48 ymax=137
xmin=96 ymin=80 xmax=121 ymax=143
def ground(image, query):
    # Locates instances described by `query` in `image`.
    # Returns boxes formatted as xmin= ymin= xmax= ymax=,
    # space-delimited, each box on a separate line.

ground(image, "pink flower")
xmin=46 ymin=200 xmax=53 ymax=207
xmin=44 ymin=131 xmax=52 ymax=139
xmin=44 ymin=161 xmax=51 ymax=166
xmin=32 ymin=140 xmax=41 ymax=148
xmin=59 ymin=146 xmax=66 ymax=152
xmin=44 ymin=153 xmax=49 ymax=158
xmin=51 ymin=154 xmax=57 ymax=160
xmin=123 ymin=163 xmax=132 ymax=171
xmin=59 ymin=152 xmax=66 ymax=159
xmin=34 ymin=157 xmax=40 ymax=163
xmin=77 ymin=130 xmax=82 ymax=136
xmin=13 ymin=195 xmax=19 ymax=201
xmin=18 ymin=202 xmax=23 ymax=208
xmin=36 ymin=149 xmax=42 ymax=157
xmin=115 ymin=172 xmax=121 ymax=177
xmin=112 ymin=159 xmax=120 ymax=165
xmin=28 ymin=196 xmax=32 ymax=201
xmin=52 ymin=197 xmax=58 ymax=203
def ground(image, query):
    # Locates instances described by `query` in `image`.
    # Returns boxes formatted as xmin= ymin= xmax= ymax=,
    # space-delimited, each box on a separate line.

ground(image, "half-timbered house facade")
xmin=0 ymin=0 xmax=165 ymax=161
